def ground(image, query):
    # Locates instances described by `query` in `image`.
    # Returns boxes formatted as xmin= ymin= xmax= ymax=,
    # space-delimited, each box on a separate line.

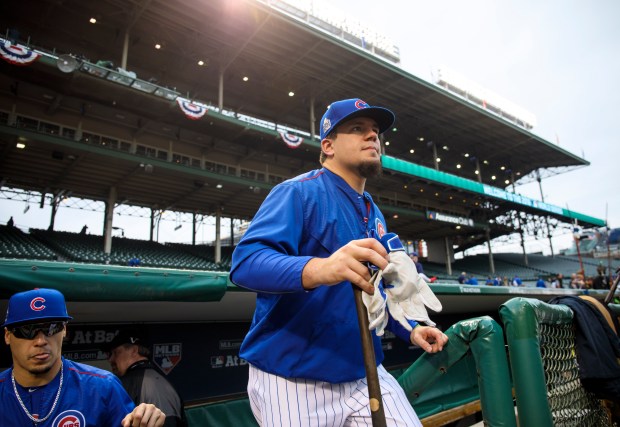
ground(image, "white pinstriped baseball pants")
xmin=247 ymin=364 xmax=422 ymax=427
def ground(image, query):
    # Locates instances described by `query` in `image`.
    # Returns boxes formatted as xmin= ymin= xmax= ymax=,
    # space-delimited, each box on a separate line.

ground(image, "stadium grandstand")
xmin=1 ymin=0 xmax=618 ymax=425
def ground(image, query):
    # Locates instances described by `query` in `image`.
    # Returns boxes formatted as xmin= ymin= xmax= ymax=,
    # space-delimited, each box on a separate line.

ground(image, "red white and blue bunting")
xmin=176 ymin=97 xmax=208 ymax=120
xmin=279 ymin=131 xmax=304 ymax=149
xmin=0 ymin=39 xmax=40 ymax=66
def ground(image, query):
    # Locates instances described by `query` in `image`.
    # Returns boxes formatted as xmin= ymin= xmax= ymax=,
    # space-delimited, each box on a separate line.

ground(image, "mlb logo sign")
xmin=211 ymin=355 xmax=225 ymax=368
xmin=152 ymin=343 xmax=182 ymax=375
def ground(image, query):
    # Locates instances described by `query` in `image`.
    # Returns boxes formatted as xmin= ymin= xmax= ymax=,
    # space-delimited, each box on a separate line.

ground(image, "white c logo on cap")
xmin=30 ymin=297 xmax=46 ymax=311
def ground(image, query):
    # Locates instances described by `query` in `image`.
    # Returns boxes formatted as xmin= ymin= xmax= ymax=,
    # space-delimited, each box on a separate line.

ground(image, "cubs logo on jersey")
xmin=375 ymin=218 xmax=386 ymax=239
xmin=52 ymin=410 xmax=85 ymax=427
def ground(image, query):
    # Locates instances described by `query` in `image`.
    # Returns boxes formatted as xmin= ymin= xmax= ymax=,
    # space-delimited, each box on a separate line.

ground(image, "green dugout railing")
xmin=398 ymin=316 xmax=516 ymax=427
xmin=499 ymin=297 xmax=611 ymax=427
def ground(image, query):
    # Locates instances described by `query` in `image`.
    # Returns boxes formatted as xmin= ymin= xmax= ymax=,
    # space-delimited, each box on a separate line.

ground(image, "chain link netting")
xmin=539 ymin=322 xmax=612 ymax=426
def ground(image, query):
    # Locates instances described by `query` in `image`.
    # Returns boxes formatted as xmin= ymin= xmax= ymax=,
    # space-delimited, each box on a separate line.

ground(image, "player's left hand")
xmin=411 ymin=325 xmax=448 ymax=353
xmin=121 ymin=403 xmax=165 ymax=427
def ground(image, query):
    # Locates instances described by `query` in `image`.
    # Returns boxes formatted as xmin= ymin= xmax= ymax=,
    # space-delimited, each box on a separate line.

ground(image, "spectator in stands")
xmin=105 ymin=330 xmax=186 ymax=427
xmin=592 ymin=271 xmax=609 ymax=290
xmin=512 ymin=275 xmax=522 ymax=286
xmin=549 ymin=276 xmax=559 ymax=288
xmin=570 ymin=272 xmax=585 ymax=289
xmin=128 ymin=257 xmax=141 ymax=267
xmin=409 ymin=251 xmax=430 ymax=281
xmin=597 ymin=261 xmax=606 ymax=276
xmin=485 ymin=276 xmax=494 ymax=286
xmin=7 ymin=216 xmax=14 ymax=227
xmin=493 ymin=276 xmax=502 ymax=286
xmin=1 ymin=288 xmax=165 ymax=426
xmin=466 ymin=275 xmax=479 ymax=285
xmin=458 ymin=272 xmax=468 ymax=284
xmin=556 ymin=273 xmax=564 ymax=288
xmin=80 ymin=224 xmax=88 ymax=234
xmin=536 ymin=276 xmax=546 ymax=288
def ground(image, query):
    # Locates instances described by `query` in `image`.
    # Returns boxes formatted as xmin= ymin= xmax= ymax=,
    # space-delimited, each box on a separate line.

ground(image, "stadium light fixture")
xmin=409 ymin=149 xmax=414 ymax=154
xmin=89 ymin=17 xmax=97 ymax=24
xmin=464 ymin=153 xmax=470 ymax=157
xmin=16 ymin=142 xmax=26 ymax=149
xmin=288 ymin=91 xmax=295 ymax=97
xmin=385 ymin=141 xmax=390 ymax=146
xmin=197 ymin=60 xmax=206 ymax=66
xmin=155 ymin=43 xmax=161 ymax=50
xmin=456 ymin=164 xmax=461 ymax=169
xmin=243 ymin=76 xmax=249 ymax=82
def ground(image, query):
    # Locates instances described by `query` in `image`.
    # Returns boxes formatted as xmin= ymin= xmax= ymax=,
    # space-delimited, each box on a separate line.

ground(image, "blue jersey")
xmin=231 ymin=168 xmax=414 ymax=383
xmin=0 ymin=358 xmax=135 ymax=426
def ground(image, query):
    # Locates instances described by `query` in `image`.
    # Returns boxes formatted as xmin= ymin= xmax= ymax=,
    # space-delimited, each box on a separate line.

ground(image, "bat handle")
xmin=604 ymin=267 xmax=620 ymax=305
xmin=352 ymin=285 xmax=387 ymax=427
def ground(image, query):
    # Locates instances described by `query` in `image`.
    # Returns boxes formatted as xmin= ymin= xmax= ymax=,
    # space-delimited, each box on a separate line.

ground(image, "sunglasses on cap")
xmin=9 ymin=322 xmax=66 ymax=340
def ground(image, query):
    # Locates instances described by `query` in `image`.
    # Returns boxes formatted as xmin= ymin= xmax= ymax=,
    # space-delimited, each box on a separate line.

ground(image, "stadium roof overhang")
xmin=0 ymin=0 xmax=604 ymax=251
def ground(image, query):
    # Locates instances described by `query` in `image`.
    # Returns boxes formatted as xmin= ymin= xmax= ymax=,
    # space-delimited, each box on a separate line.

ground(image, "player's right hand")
xmin=301 ymin=238 xmax=388 ymax=293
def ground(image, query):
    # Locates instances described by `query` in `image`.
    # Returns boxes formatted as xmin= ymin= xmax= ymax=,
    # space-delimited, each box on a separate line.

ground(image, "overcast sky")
xmin=327 ymin=0 xmax=620 ymax=252
xmin=2 ymin=0 xmax=619 ymax=254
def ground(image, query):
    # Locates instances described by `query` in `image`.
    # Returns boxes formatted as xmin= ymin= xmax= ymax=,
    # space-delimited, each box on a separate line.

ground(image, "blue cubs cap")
xmin=320 ymin=98 xmax=395 ymax=140
xmin=3 ymin=288 xmax=72 ymax=328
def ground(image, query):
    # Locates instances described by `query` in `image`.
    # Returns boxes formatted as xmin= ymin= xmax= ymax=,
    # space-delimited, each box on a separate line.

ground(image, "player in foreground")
xmin=1 ymin=288 xmax=166 ymax=426
xmin=231 ymin=98 xmax=448 ymax=426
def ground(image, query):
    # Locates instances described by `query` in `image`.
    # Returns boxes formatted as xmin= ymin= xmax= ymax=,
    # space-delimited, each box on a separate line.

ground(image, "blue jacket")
xmin=0 ymin=358 xmax=134 ymax=426
xmin=231 ymin=168 xmax=416 ymax=382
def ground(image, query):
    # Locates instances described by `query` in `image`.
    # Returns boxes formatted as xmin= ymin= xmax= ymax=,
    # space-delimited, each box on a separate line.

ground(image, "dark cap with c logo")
xmin=3 ymin=288 xmax=72 ymax=328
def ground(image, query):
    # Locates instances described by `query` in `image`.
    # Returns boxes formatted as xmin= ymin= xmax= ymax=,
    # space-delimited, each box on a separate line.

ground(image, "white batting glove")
xmin=379 ymin=234 xmax=442 ymax=329
xmin=362 ymin=270 xmax=389 ymax=336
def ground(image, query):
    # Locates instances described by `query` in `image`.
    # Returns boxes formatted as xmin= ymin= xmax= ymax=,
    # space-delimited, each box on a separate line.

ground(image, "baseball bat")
xmin=352 ymin=284 xmax=387 ymax=427
xmin=604 ymin=267 xmax=620 ymax=305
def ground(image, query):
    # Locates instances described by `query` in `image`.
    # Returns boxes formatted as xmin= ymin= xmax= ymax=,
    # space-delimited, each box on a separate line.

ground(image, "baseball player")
xmin=1 ymin=288 xmax=166 ymax=427
xmin=231 ymin=98 xmax=448 ymax=427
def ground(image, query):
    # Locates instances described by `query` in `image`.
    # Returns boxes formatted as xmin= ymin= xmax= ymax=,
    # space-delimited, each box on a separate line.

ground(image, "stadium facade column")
xmin=309 ymin=97 xmax=316 ymax=139
xmin=103 ymin=186 xmax=117 ymax=254
xmin=218 ymin=71 xmax=224 ymax=111
xmin=485 ymin=227 xmax=495 ymax=274
xmin=192 ymin=212 xmax=197 ymax=246
xmin=536 ymin=170 xmax=555 ymax=257
xmin=121 ymin=30 xmax=129 ymax=70
xmin=215 ymin=209 xmax=221 ymax=263
xmin=444 ymin=236 xmax=453 ymax=276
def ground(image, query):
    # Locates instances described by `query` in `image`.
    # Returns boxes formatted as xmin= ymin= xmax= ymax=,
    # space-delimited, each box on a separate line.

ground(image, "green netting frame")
xmin=499 ymin=297 xmax=611 ymax=427
xmin=398 ymin=316 xmax=517 ymax=427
